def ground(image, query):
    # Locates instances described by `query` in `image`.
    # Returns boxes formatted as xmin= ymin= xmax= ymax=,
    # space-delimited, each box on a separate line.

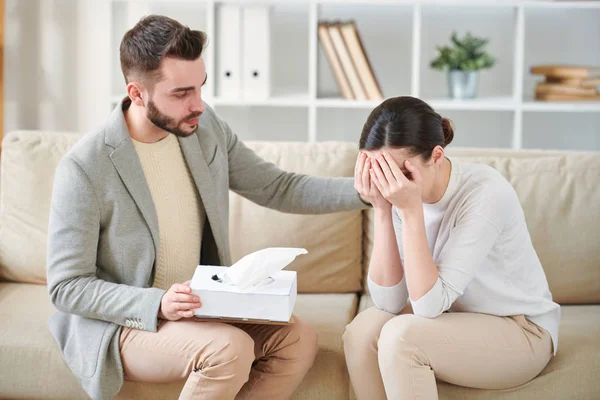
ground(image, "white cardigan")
xmin=368 ymin=158 xmax=560 ymax=355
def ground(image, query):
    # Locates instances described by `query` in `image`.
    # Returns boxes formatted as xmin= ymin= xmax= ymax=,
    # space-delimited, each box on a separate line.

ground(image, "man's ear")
xmin=126 ymin=82 xmax=145 ymax=107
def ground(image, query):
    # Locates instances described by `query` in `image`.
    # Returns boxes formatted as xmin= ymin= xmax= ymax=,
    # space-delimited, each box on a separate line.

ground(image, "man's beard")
xmin=147 ymin=100 xmax=200 ymax=138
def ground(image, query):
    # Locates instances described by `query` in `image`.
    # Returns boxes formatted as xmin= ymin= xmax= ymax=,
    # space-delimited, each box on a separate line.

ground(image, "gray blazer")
xmin=46 ymin=100 xmax=368 ymax=400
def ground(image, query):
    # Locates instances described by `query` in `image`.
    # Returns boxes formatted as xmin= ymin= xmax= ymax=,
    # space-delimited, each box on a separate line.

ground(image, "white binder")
xmin=217 ymin=4 xmax=242 ymax=99
xmin=242 ymin=5 xmax=271 ymax=100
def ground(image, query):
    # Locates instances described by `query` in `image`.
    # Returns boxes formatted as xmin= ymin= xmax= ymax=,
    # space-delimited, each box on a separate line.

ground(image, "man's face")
xmin=146 ymin=56 xmax=207 ymax=138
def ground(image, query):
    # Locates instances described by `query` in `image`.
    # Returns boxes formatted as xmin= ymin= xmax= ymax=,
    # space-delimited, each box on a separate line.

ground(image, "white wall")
xmin=5 ymin=0 xmax=111 ymax=135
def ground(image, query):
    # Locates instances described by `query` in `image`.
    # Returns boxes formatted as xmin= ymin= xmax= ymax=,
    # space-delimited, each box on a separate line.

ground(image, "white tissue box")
xmin=190 ymin=266 xmax=297 ymax=323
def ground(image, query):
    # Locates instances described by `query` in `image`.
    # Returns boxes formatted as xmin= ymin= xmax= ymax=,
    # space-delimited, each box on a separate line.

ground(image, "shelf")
xmin=316 ymin=96 xmax=517 ymax=111
xmin=213 ymin=92 xmax=310 ymax=107
xmin=317 ymin=0 xmax=518 ymax=6
xmin=316 ymin=98 xmax=383 ymax=109
xmin=316 ymin=0 xmax=600 ymax=8
xmin=522 ymin=100 xmax=600 ymax=112
xmin=428 ymin=97 xmax=517 ymax=111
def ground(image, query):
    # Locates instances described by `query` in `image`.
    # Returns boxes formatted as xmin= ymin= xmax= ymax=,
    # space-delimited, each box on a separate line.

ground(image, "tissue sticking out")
xmin=221 ymin=247 xmax=308 ymax=292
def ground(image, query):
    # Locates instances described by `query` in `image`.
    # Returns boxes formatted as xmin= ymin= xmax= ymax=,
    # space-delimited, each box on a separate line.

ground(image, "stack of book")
xmin=531 ymin=65 xmax=600 ymax=101
xmin=318 ymin=21 xmax=383 ymax=101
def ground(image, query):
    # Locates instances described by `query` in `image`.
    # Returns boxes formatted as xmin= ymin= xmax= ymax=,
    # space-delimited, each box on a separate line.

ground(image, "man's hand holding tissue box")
xmin=191 ymin=248 xmax=307 ymax=323
xmin=157 ymin=282 xmax=203 ymax=321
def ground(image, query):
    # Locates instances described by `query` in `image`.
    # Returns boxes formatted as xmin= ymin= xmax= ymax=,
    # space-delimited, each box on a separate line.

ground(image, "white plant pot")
xmin=447 ymin=70 xmax=479 ymax=99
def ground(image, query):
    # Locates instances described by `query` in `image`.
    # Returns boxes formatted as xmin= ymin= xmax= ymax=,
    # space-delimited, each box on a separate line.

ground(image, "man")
xmin=47 ymin=15 xmax=369 ymax=400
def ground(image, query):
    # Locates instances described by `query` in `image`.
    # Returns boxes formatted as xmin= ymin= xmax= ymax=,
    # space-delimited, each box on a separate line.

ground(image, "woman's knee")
xmin=343 ymin=307 xmax=395 ymax=351
xmin=378 ymin=314 xmax=429 ymax=360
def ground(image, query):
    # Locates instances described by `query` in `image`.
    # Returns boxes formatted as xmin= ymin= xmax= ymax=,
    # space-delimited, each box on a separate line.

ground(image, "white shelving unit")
xmin=108 ymin=0 xmax=600 ymax=150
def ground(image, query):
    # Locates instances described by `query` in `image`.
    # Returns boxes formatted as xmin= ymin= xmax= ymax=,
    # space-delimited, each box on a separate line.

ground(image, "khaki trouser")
xmin=119 ymin=316 xmax=317 ymax=400
xmin=343 ymin=306 xmax=553 ymax=400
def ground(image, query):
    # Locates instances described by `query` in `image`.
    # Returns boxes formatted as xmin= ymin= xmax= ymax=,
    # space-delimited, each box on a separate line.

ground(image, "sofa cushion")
xmin=364 ymin=148 xmax=600 ymax=304
xmin=356 ymin=296 xmax=600 ymax=399
xmin=291 ymin=293 xmax=358 ymax=400
xmin=446 ymin=148 xmax=600 ymax=304
xmin=229 ymin=141 xmax=363 ymax=293
xmin=0 ymin=131 xmax=83 ymax=283
xmin=0 ymin=283 xmax=88 ymax=399
xmin=0 ymin=282 xmax=357 ymax=400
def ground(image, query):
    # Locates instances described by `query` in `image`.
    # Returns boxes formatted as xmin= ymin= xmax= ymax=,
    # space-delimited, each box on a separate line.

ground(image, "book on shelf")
xmin=535 ymin=93 xmax=600 ymax=101
xmin=531 ymin=64 xmax=600 ymax=101
xmin=318 ymin=20 xmax=383 ymax=101
xmin=545 ymin=77 xmax=600 ymax=88
xmin=339 ymin=21 xmax=383 ymax=101
xmin=531 ymin=65 xmax=600 ymax=80
xmin=327 ymin=22 xmax=368 ymax=101
xmin=318 ymin=23 xmax=354 ymax=100
xmin=535 ymin=82 xmax=597 ymax=96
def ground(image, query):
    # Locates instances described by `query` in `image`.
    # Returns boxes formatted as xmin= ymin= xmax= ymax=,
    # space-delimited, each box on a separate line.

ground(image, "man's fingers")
xmin=175 ymin=302 xmax=202 ymax=311
xmin=172 ymin=283 xmax=192 ymax=294
xmin=172 ymin=293 xmax=201 ymax=303
xmin=178 ymin=310 xmax=195 ymax=318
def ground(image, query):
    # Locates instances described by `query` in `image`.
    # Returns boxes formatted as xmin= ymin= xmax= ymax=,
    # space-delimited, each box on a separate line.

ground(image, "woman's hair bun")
xmin=441 ymin=117 xmax=454 ymax=147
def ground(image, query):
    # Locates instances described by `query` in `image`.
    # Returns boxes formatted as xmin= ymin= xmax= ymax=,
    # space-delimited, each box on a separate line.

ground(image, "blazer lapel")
xmin=105 ymin=101 xmax=160 ymax=256
xmin=177 ymin=131 xmax=226 ymax=264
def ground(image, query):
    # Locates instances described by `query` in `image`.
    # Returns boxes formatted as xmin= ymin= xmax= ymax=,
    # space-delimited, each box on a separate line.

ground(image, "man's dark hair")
xmin=120 ymin=15 xmax=207 ymax=85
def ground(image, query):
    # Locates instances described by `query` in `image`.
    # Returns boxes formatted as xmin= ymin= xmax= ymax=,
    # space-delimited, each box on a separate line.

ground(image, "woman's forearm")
xmin=401 ymin=208 xmax=439 ymax=300
xmin=368 ymin=207 xmax=404 ymax=286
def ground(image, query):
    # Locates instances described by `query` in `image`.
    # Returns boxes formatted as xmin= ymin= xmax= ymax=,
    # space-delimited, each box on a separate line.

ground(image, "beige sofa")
xmin=0 ymin=130 xmax=599 ymax=400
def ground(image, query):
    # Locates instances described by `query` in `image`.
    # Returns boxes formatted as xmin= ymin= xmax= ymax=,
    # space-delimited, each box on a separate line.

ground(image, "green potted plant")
xmin=430 ymin=31 xmax=496 ymax=99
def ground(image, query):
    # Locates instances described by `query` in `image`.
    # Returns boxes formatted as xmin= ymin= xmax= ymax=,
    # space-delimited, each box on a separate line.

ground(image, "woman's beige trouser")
xmin=343 ymin=306 xmax=553 ymax=400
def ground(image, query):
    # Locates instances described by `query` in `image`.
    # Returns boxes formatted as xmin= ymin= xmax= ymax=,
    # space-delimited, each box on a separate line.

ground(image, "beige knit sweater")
xmin=132 ymin=134 xmax=205 ymax=290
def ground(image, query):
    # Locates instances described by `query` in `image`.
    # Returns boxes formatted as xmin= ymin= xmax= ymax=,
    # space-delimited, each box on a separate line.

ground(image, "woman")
xmin=344 ymin=96 xmax=559 ymax=400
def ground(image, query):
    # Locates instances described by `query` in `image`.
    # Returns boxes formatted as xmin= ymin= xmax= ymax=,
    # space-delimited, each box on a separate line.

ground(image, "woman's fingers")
xmin=381 ymin=152 xmax=409 ymax=184
xmin=375 ymin=156 xmax=396 ymax=186
xmin=370 ymin=169 xmax=384 ymax=193
xmin=404 ymin=160 xmax=422 ymax=185
xmin=371 ymin=159 xmax=388 ymax=190
xmin=355 ymin=152 xmax=366 ymax=183
xmin=362 ymin=158 xmax=371 ymax=192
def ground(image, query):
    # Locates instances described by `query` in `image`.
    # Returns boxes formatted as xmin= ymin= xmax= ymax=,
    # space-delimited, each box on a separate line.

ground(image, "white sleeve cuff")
xmin=410 ymin=277 xmax=445 ymax=318
xmin=367 ymin=274 xmax=409 ymax=314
